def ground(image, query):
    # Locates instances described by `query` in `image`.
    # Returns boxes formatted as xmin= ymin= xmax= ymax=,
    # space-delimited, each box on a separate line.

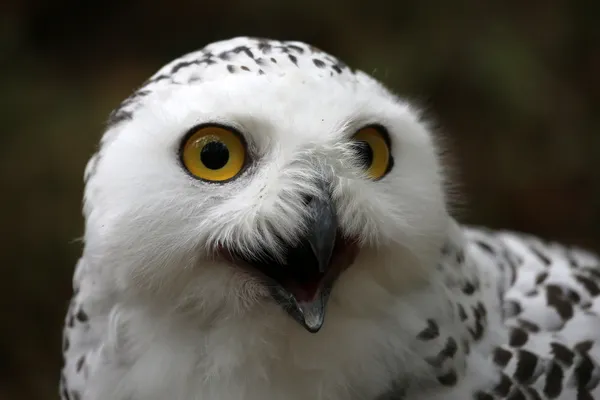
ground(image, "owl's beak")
xmin=224 ymin=183 xmax=358 ymax=333
xmin=268 ymin=189 xmax=340 ymax=333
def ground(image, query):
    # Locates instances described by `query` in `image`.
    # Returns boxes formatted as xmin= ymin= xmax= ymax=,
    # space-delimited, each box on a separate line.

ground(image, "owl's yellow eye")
xmin=181 ymin=125 xmax=247 ymax=182
xmin=352 ymin=126 xmax=392 ymax=180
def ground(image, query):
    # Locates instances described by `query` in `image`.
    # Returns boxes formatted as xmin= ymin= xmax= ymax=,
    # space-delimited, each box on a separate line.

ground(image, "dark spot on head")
xmin=75 ymin=309 xmax=88 ymax=323
xmin=287 ymin=44 xmax=304 ymax=53
xmin=313 ymin=58 xmax=326 ymax=68
xmin=171 ymin=60 xmax=200 ymax=73
xmin=135 ymin=89 xmax=151 ymax=97
xmin=530 ymin=246 xmax=551 ymax=266
xmin=233 ymin=46 xmax=254 ymax=59
xmin=332 ymin=64 xmax=342 ymax=74
xmin=476 ymin=240 xmax=496 ymax=254
xmin=227 ymin=65 xmax=236 ymax=73
xmin=106 ymin=109 xmax=133 ymax=128
xmin=258 ymin=41 xmax=272 ymax=53
xmin=147 ymin=74 xmax=170 ymax=84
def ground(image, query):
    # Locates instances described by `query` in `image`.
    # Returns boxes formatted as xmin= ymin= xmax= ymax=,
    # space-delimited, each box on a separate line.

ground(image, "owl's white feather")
xmin=61 ymin=37 xmax=600 ymax=400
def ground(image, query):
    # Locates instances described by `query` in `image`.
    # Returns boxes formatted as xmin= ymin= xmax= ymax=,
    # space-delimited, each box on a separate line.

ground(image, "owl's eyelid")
xmin=183 ymin=120 xmax=264 ymax=161
xmin=351 ymin=123 xmax=391 ymax=142
xmin=342 ymin=121 xmax=391 ymax=142
xmin=180 ymin=122 xmax=247 ymax=145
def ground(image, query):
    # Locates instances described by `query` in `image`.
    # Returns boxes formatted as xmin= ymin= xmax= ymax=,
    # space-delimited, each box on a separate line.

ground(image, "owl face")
xmin=83 ymin=38 xmax=449 ymax=332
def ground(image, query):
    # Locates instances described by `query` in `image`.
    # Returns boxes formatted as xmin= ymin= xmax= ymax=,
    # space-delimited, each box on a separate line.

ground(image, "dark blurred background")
xmin=2 ymin=1 xmax=600 ymax=399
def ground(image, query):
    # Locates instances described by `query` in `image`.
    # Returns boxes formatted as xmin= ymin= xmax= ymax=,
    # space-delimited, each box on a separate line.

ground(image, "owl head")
xmin=82 ymin=37 xmax=450 ymax=333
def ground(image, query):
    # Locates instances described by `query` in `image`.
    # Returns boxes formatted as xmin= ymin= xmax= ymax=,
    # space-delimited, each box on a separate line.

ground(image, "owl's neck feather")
xmin=84 ymin=219 xmax=502 ymax=400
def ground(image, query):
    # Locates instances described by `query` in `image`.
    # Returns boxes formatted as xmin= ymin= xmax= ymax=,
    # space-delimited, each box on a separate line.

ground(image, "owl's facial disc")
xmin=223 ymin=185 xmax=358 ymax=333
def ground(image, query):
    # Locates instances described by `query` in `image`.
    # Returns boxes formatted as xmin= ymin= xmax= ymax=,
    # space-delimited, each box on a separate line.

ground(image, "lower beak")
xmin=270 ymin=285 xmax=331 ymax=333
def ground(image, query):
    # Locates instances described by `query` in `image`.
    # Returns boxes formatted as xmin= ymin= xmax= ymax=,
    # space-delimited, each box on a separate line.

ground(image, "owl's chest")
xmin=88 ymin=311 xmax=418 ymax=400
xmin=179 ymin=324 xmax=407 ymax=400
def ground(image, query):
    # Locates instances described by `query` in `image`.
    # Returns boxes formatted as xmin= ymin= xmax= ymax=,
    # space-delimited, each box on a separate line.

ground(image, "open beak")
xmin=268 ymin=188 xmax=339 ymax=332
xmin=226 ymin=182 xmax=357 ymax=333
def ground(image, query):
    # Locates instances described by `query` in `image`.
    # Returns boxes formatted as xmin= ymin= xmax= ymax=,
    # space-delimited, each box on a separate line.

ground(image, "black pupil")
xmin=355 ymin=140 xmax=373 ymax=169
xmin=200 ymin=141 xmax=229 ymax=170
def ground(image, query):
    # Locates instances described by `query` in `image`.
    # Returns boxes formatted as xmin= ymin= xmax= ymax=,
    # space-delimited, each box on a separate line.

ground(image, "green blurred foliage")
xmin=1 ymin=0 xmax=600 ymax=399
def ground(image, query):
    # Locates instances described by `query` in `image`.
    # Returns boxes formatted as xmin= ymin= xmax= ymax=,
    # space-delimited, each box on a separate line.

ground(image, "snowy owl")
xmin=60 ymin=37 xmax=600 ymax=400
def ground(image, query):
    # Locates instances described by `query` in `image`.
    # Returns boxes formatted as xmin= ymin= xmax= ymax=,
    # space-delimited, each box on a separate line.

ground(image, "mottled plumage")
xmin=61 ymin=37 xmax=600 ymax=400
